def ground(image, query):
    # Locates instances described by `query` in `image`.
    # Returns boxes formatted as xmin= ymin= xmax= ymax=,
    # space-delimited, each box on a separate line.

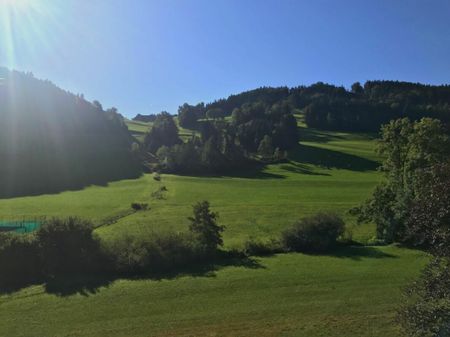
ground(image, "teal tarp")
xmin=0 ymin=221 xmax=40 ymax=233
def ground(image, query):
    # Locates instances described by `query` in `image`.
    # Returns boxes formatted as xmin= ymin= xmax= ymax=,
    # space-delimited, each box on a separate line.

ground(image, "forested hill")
xmin=180 ymin=81 xmax=450 ymax=132
xmin=0 ymin=68 xmax=141 ymax=198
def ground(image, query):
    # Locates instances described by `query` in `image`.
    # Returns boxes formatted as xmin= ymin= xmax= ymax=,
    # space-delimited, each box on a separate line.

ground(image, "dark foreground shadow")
xmin=289 ymin=144 xmax=379 ymax=171
xmin=0 ymin=159 xmax=143 ymax=199
xmin=0 ymin=246 xmax=400 ymax=296
xmin=0 ymin=253 xmax=264 ymax=297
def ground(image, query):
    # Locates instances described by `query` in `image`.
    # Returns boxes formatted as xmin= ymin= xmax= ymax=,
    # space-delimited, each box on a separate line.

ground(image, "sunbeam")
xmin=0 ymin=0 xmax=59 ymax=68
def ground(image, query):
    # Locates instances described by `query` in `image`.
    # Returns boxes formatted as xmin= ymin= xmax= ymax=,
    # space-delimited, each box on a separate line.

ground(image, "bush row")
xmin=0 ymin=201 xmax=222 ymax=287
xmin=0 ymin=210 xmax=347 ymax=287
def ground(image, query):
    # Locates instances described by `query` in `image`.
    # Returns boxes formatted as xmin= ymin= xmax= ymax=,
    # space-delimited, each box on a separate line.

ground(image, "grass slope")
xmin=126 ymin=119 xmax=151 ymax=142
xmin=0 ymin=124 xmax=423 ymax=337
xmin=0 ymin=246 xmax=427 ymax=337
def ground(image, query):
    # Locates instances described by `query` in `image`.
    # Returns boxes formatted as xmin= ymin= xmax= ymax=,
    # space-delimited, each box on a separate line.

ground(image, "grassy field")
xmin=0 ymin=246 xmax=427 ymax=337
xmin=0 ymin=123 xmax=427 ymax=337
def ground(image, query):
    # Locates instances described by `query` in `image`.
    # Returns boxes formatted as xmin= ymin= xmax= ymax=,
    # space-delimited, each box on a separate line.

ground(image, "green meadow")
xmin=0 ymin=124 xmax=427 ymax=337
xmin=0 ymin=246 xmax=427 ymax=337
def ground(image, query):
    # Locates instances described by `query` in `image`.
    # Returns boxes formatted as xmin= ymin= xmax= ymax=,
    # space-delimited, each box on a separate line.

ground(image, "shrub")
xmin=281 ymin=212 xmax=345 ymax=253
xmin=131 ymin=202 xmax=149 ymax=211
xmin=242 ymin=237 xmax=281 ymax=256
xmin=0 ymin=233 xmax=41 ymax=286
xmin=151 ymin=186 xmax=167 ymax=200
xmin=105 ymin=232 xmax=204 ymax=274
xmin=36 ymin=217 xmax=103 ymax=277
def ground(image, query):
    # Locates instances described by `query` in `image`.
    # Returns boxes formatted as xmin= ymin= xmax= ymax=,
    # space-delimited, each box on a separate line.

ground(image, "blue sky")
xmin=2 ymin=0 xmax=450 ymax=117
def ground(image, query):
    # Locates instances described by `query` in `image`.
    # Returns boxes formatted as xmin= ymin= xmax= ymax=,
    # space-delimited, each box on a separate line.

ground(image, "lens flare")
xmin=0 ymin=0 xmax=57 ymax=68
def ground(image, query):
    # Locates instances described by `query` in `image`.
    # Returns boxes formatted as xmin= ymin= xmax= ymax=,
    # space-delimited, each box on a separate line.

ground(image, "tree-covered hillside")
xmin=0 ymin=68 xmax=141 ymax=198
xmin=179 ymin=81 xmax=450 ymax=132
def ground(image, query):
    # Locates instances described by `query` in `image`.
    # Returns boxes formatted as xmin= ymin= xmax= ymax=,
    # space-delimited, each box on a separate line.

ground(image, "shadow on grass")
xmin=298 ymin=127 xmax=346 ymax=143
xmin=0 ymin=163 xmax=143 ymax=199
xmin=0 ymin=246 xmax=400 ymax=296
xmin=249 ymin=244 xmax=398 ymax=261
xmin=321 ymin=245 xmax=397 ymax=261
xmin=289 ymin=144 xmax=379 ymax=171
xmin=0 ymin=252 xmax=264 ymax=297
xmin=279 ymin=162 xmax=330 ymax=176
xmin=298 ymin=127 xmax=378 ymax=144
xmin=173 ymin=163 xmax=286 ymax=180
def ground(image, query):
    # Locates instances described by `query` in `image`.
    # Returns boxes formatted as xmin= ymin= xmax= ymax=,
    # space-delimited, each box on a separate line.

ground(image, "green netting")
xmin=0 ymin=221 xmax=41 ymax=233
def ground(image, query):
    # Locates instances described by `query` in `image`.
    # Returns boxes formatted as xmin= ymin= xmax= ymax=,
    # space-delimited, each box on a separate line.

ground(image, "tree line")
xmin=176 ymin=81 xmax=450 ymax=132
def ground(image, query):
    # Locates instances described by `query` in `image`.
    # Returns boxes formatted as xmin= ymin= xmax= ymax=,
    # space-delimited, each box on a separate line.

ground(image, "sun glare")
xmin=0 ymin=0 xmax=55 ymax=68
xmin=0 ymin=0 xmax=30 ymax=8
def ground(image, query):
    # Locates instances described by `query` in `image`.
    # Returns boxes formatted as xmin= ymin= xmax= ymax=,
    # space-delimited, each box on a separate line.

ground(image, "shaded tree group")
xmin=232 ymin=101 xmax=298 ymax=152
xmin=178 ymin=103 xmax=206 ymax=129
xmin=132 ymin=114 xmax=157 ymax=123
xmin=0 ymin=68 xmax=141 ymax=198
xmin=347 ymin=116 xmax=450 ymax=336
xmin=353 ymin=118 xmax=450 ymax=243
xmin=143 ymin=102 xmax=298 ymax=174
xmin=143 ymin=112 xmax=181 ymax=153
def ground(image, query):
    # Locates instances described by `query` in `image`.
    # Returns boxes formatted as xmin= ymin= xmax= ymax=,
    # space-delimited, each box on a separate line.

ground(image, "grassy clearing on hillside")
xmin=0 ymin=246 xmax=427 ymax=337
xmin=126 ymin=119 xmax=151 ymax=142
xmin=126 ymin=119 xmax=198 ymax=143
